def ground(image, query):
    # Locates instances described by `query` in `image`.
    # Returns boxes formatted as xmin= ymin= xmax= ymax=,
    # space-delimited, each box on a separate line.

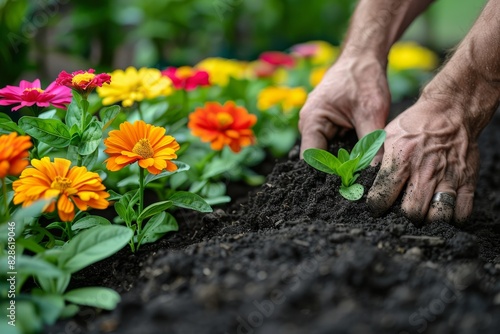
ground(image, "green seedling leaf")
xmin=339 ymin=183 xmax=365 ymax=201
xmin=303 ymin=148 xmax=340 ymax=174
xmin=138 ymin=212 xmax=178 ymax=246
xmin=64 ymin=287 xmax=120 ymax=310
xmin=144 ymin=161 xmax=190 ymax=185
xmin=201 ymin=159 xmax=237 ymax=179
xmin=351 ymin=129 xmax=386 ymax=172
xmin=114 ymin=202 xmax=129 ymax=224
xmin=137 ymin=201 xmax=173 ymax=223
xmin=337 ymin=156 xmax=360 ymax=187
xmin=169 ymin=191 xmax=213 ymax=213
xmin=19 ymin=116 xmax=71 ymax=148
xmin=337 ymin=148 xmax=350 ymax=163
xmin=29 ymin=292 xmax=66 ymax=325
xmin=99 ymin=105 xmax=121 ymax=130
xmin=71 ymin=216 xmax=111 ymax=231
xmin=58 ymin=225 xmax=133 ymax=273
xmin=0 ymin=255 xmax=64 ymax=278
xmin=78 ymin=119 xmax=102 ymax=155
xmin=204 ymin=196 xmax=231 ymax=206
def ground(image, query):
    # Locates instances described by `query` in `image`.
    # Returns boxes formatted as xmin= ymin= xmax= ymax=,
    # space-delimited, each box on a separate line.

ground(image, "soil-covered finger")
xmin=426 ymin=201 xmax=454 ymax=224
xmin=367 ymin=158 xmax=407 ymax=217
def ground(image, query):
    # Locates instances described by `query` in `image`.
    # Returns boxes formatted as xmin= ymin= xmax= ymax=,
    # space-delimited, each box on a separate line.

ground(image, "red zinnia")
xmin=259 ymin=51 xmax=296 ymax=68
xmin=188 ymin=101 xmax=257 ymax=153
xmin=0 ymin=79 xmax=72 ymax=111
xmin=56 ymin=68 xmax=111 ymax=97
xmin=161 ymin=66 xmax=210 ymax=91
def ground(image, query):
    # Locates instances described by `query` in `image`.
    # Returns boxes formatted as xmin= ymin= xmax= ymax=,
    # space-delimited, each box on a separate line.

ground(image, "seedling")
xmin=303 ymin=129 xmax=386 ymax=201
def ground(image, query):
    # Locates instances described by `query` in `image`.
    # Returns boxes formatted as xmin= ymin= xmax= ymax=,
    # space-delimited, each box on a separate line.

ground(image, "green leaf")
xmin=303 ymin=148 xmax=340 ymax=175
xmin=114 ymin=202 xmax=129 ymax=224
xmin=337 ymin=157 xmax=360 ymax=187
xmin=78 ymin=120 xmax=102 ymax=155
xmin=201 ymin=159 xmax=236 ymax=179
xmin=144 ymin=161 xmax=190 ymax=185
xmin=64 ymin=287 xmax=120 ymax=310
xmin=204 ymin=196 xmax=231 ymax=206
xmin=0 ymin=255 xmax=64 ymax=278
xmin=107 ymin=190 xmax=122 ymax=201
xmin=339 ymin=183 xmax=365 ymax=201
xmin=138 ymin=212 xmax=178 ymax=246
xmin=351 ymin=129 xmax=386 ymax=172
xmin=99 ymin=105 xmax=121 ymax=130
xmin=82 ymin=148 xmax=99 ymax=170
xmin=337 ymin=148 xmax=350 ymax=163
xmin=58 ymin=225 xmax=133 ymax=273
xmin=29 ymin=292 xmax=66 ymax=325
xmin=65 ymin=100 xmax=82 ymax=129
xmin=137 ymin=200 xmax=173 ymax=223
xmin=18 ymin=117 xmax=71 ymax=148
xmin=71 ymin=216 xmax=111 ymax=231
xmin=0 ymin=117 xmax=25 ymax=135
xmin=169 ymin=191 xmax=213 ymax=213
xmin=59 ymin=304 xmax=80 ymax=318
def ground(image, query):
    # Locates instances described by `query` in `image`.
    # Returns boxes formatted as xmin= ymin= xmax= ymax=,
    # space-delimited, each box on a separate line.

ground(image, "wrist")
xmin=421 ymin=59 xmax=500 ymax=138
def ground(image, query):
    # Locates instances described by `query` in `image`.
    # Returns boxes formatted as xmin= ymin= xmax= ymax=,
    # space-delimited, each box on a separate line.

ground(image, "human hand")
xmin=298 ymin=55 xmax=390 ymax=157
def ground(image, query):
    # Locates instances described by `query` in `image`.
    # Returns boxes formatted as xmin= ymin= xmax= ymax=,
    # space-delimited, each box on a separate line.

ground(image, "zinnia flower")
xmin=161 ymin=66 xmax=210 ymax=91
xmin=12 ymin=157 xmax=109 ymax=222
xmin=257 ymin=86 xmax=307 ymax=112
xmin=97 ymin=67 xmax=173 ymax=107
xmin=0 ymin=133 xmax=32 ymax=179
xmin=388 ymin=42 xmax=439 ymax=71
xmin=188 ymin=101 xmax=257 ymax=153
xmin=259 ymin=51 xmax=296 ymax=68
xmin=0 ymin=79 xmax=72 ymax=111
xmin=56 ymin=68 xmax=111 ymax=97
xmin=104 ymin=120 xmax=180 ymax=174
xmin=291 ymin=41 xmax=339 ymax=65
xmin=196 ymin=58 xmax=249 ymax=87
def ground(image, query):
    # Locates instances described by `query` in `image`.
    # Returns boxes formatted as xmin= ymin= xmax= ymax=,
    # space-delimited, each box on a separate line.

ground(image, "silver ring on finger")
xmin=431 ymin=192 xmax=456 ymax=208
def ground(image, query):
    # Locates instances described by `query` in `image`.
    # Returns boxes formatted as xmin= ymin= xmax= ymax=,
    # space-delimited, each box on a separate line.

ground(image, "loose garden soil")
xmin=49 ymin=104 xmax=500 ymax=334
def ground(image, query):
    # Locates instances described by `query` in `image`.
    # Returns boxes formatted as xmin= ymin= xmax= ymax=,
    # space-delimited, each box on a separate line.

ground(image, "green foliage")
xmin=303 ymin=129 xmax=386 ymax=201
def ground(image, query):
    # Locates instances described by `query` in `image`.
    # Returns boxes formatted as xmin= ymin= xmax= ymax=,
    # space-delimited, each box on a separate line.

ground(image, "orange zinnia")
xmin=104 ymin=120 xmax=180 ymax=174
xmin=188 ymin=101 xmax=257 ymax=153
xmin=0 ymin=132 xmax=32 ymax=179
xmin=12 ymin=157 xmax=109 ymax=222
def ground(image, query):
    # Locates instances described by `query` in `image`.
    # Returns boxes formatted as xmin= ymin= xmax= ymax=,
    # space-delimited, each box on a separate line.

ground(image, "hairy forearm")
xmin=342 ymin=0 xmax=435 ymax=63
xmin=422 ymin=0 xmax=500 ymax=137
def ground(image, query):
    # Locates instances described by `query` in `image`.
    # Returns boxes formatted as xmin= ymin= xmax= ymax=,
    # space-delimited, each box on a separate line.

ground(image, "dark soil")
xmin=48 ymin=105 xmax=500 ymax=334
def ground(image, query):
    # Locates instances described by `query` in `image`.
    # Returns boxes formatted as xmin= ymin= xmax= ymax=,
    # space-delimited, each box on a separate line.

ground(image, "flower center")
xmin=216 ymin=112 xmax=234 ymax=128
xmin=132 ymin=138 xmax=154 ymax=158
xmin=24 ymin=88 xmax=44 ymax=93
xmin=51 ymin=176 xmax=72 ymax=192
xmin=176 ymin=66 xmax=194 ymax=80
xmin=72 ymin=72 xmax=95 ymax=86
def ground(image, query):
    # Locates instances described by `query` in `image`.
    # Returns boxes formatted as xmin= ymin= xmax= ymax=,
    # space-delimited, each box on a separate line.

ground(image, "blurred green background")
xmin=0 ymin=0 xmax=488 ymax=87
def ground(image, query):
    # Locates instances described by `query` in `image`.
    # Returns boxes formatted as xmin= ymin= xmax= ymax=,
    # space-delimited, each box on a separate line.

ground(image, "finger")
xmin=367 ymin=152 xmax=410 ymax=217
xmin=426 ymin=188 xmax=457 ymax=225
xmin=454 ymin=184 xmax=475 ymax=224
xmin=299 ymin=110 xmax=338 ymax=157
xmin=401 ymin=164 xmax=440 ymax=224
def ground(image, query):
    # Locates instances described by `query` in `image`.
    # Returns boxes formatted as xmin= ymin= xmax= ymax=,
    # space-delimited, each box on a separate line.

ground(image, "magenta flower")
xmin=259 ymin=51 xmax=296 ymax=68
xmin=56 ymin=69 xmax=111 ymax=97
xmin=0 ymin=79 xmax=72 ymax=111
xmin=161 ymin=66 xmax=210 ymax=91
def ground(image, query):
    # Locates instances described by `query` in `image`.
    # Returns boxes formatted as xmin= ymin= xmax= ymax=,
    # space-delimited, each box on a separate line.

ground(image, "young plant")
xmin=303 ymin=129 xmax=386 ymax=201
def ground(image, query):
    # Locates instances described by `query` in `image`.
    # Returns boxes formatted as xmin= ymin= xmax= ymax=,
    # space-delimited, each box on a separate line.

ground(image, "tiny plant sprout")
xmin=303 ymin=129 xmax=386 ymax=201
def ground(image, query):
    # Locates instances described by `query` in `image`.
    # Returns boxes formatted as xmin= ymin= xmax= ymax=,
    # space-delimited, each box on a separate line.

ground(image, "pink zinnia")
xmin=56 ymin=68 xmax=111 ymax=97
xmin=161 ymin=66 xmax=210 ymax=91
xmin=291 ymin=43 xmax=319 ymax=58
xmin=259 ymin=51 xmax=296 ymax=68
xmin=0 ymin=79 xmax=72 ymax=112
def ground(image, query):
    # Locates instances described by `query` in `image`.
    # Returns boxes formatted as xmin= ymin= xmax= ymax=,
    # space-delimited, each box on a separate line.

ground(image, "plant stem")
xmin=139 ymin=167 xmax=145 ymax=216
xmin=137 ymin=102 xmax=145 ymax=121
xmin=66 ymin=223 xmax=74 ymax=240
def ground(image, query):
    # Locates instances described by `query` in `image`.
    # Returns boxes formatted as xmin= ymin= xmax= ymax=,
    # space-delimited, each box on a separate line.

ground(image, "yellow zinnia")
xmin=388 ymin=42 xmax=439 ymax=71
xmin=104 ymin=120 xmax=180 ymax=175
xmin=12 ymin=157 xmax=109 ymax=222
xmin=196 ymin=58 xmax=249 ymax=86
xmin=97 ymin=67 xmax=173 ymax=107
xmin=0 ymin=132 xmax=32 ymax=179
xmin=257 ymin=86 xmax=307 ymax=112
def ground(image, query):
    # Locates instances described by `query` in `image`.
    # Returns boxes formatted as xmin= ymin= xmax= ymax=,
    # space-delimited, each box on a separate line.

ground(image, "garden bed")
xmin=49 ymin=105 xmax=500 ymax=334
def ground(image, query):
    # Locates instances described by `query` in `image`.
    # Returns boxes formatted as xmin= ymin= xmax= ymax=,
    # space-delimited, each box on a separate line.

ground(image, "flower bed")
xmin=0 ymin=41 xmax=443 ymax=334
